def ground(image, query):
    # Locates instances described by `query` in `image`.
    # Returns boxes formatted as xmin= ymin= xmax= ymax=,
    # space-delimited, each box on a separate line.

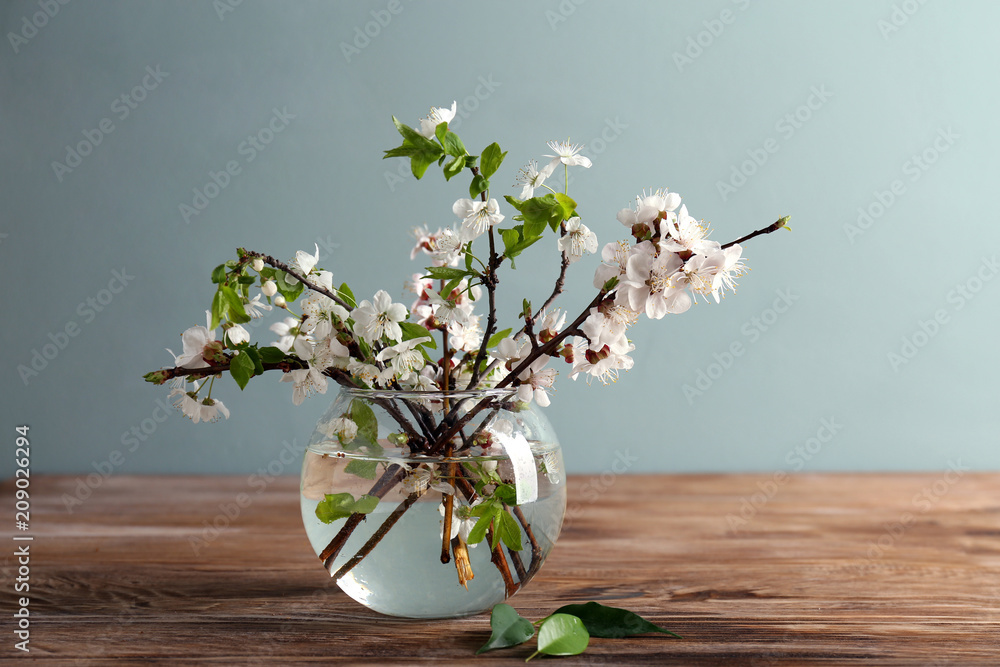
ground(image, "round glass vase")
xmin=299 ymin=387 xmax=566 ymax=619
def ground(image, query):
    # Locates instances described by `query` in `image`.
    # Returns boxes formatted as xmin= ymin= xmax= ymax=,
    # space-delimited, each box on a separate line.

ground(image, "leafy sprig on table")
xmin=478 ymin=601 xmax=680 ymax=660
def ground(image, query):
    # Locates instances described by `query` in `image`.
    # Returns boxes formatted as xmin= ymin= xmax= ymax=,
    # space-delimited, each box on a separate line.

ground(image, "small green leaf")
xmin=469 ymin=173 xmax=489 ymax=199
xmin=487 ymin=328 xmax=512 ymax=348
xmin=315 ymin=492 xmax=356 ymax=523
xmin=399 ymin=322 xmax=436 ymax=349
xmin=211 ymin=264 xmax=227 ymax=284
xmin=552 ymin=192 xmax=577 ymax=227
xmin=243 ymin=346 xmax=264 ymax=375
xmin=274 ymin=270 xmax=305 ymax=302
xmin=493 ymin=482 xmax=517 ymax=506
xmin=385 ymin=116 xmax=444 ymax=179
xmin=497 ymin=509 xmax=523 ymax=551
xmin=480 ymin=142 xmax=506 ymax=179
xmin=220 ymin=285 xmax=250 ymax=324
xmin=438 ymin=127 xmax=467 ymax=158
xmin=344 ymin=458 xmax=378 ymax=480
xmin=424 ymin=266 xmax=474 ymax=281
xmin=210 ymin=288 xmax=226 ymax=330
xmin=476 ymin=604 xmax=535 ymax=654
xmin=551 ymin=601 xmax=682 ymax=639
xmin=466 ymin=513 xmax=493 ymax=546
xmin=352 ymin=494 xmax=379 ymax=513
xmin=522 ymin=299 xmax=532 ymax=319
xmin=337 ymin=282 xmax=357 ymax=309
xmin=502 ymin=234 xmax=542 ymax=262
xmin=528 ymin=614 xmax=589 ymax=660
xmin=443 ymin=153 xmax=466 ymax=181
xmin=258 ymin=346 xmax=285 ymax=364
xmin=350 ymin=399 xmax=379 ymax=446
xmin=229 ymin=350 xmax=255 ymax=390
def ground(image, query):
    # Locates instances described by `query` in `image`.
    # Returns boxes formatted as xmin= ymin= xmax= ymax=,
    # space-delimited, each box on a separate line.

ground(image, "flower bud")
xmin=201 ymin=340 xmax=227 ymax=365
xmin=251 ymin=258 xmax=265 ymax=272
xmin=261 ymin=280 xmax=277 ymax=297
xmin=274 ymin=295 xmax=287 ymax=309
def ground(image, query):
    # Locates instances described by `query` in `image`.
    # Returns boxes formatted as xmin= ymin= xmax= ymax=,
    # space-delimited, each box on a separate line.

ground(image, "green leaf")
xmin=476 ymin=604 xmax=535 ymax=655
xmin=443 ymin=153 xmax=466 ymax=181
xmin=229 ymin=350 xmax=255 ymax=390
xmin=350 ymin=399 xmax=379 ymax=446
xmin=391 ymin=116 xmax=431 ymax=146
xmin=502 ymin=234 xmax=542 ymax=263
xmin=436 ymin=125 xmax=467 ymax=158
xmin=210 ymin=288 xmax=226 ymax=330
xmin=522 ymin=299 xmax=532 ymax=319
xmin=399 ymin=322 xmax=436 ymax=349
xmin=493 ymin=482 xmax=517 ymax=506
xmin=487 ymin=328 xmax=512 ymax=348
xmin=528 ymin=614 xmax=589 ymax=660
xmin=551 ymin=601 xmax=682 ymax=639
xmin=504 ymin=193 xmax=576 ymax=235
xmin=551 ymin=192 xmax=578 ymax=230
xmin=497 ymin=509 xmax=523 ymax=551
xmin=500 ymin=228 xmax=521 ymax=253
xmin=469 ymin=173 xmax=489 ymax=199
xmin=258 ymin=346 xmax=285 ymax=364
xmin=480 ymin=142 xmax=506 ymax=179
xmin=424 ymin=266 xmax=474 ymax=281
xmin=466 ymin=513 xmax=493 ymax=547
xmin=385 ymin=116 xmax=445 ymax=179
xmin=344 ymin=458 xmax=378 ymax=480
xmin=274 ymin=270 xmax=305 ymax=302
xmin=220 ymin=285 xmax=250 ymax=324
xmin=211 ymin=264 xmax=227 ymax=284
xmin=336 ymin=282 xmax=356 ymax=309
xmin=352 ymin=494 xmax=379 ymax=513
xmin=314 ymin=492 xmax=356 ymax=523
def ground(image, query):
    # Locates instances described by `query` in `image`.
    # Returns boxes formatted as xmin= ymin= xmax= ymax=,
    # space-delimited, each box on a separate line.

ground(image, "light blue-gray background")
xmin=2 ymin=0 xmax=998 ymax=478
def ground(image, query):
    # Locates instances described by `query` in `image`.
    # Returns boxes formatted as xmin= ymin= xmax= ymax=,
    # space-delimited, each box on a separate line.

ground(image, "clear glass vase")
xmin=299 ymin=387 xmax=566 ymax=619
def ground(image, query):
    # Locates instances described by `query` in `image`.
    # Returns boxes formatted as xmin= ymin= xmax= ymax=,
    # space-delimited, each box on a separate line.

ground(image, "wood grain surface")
xmin=2 ymin=473 xmax=999 ymax=665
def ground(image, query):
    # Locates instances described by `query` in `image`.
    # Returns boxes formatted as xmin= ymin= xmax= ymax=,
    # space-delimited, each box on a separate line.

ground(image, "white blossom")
xmin=617 ymin=242 xmax=690 ymax=319
xmin=324 ymin=417 xmax=357 ymax=444
xmin=543 ymin=140 xmax=592 ymax=172
xmin=167 ymin=314 xmax=218 ymax=369
xmin=351 ymin=290 xmax=407 ymax=343
xmin=224 ymin=324 xmax=250 ymax=346
xmin=279 ymin=364 xmax=328 ymax=405
xmin=513 ymin=160 xmax=555 ymax=199
xmin=270 ymin=317 xmax=314 ymax=358
xmin=418 ymin=101 xmax=457 ymax=139
xmin=557 ymin=217 xmax=598 ymax=264
xmin=244 ymin=293 xmax=272 ymax=319
xmin=452 ymin=198 xmax=504 ymax=242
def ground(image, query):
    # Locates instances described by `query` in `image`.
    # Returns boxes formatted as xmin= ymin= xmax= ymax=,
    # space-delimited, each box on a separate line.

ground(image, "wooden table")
xmin=3 ymin=473 xmax=998 ymax=665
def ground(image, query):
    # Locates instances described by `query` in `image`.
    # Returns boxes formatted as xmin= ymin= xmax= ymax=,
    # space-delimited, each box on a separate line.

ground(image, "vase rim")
xmin=338 ymin=386 xmax=517 ymax=401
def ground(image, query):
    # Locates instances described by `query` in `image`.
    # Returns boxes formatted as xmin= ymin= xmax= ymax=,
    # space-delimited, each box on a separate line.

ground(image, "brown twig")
xmin=534 ymin=224 xmax=572 ymax=322
xmin=240 ymin=249 xmax=352 ymax=310
xmin=513 ymin=505 xmax=542 ymax=576
xmin=487 ymin=526 xmax=519 ymax=598
xmin=320 ymin=464 xmax=407 ymax=569
xmin=332 ymin=492 xmax=421 ymax=581
xmin=465 ymin=166 xmax=500 ymax=390
xmin=721 ymin=216 xmax=790 ymax=249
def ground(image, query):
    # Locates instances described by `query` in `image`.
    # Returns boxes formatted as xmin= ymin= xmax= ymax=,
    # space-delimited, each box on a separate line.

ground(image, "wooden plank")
xmin=2 ymin=473 xmax=999 ymax=664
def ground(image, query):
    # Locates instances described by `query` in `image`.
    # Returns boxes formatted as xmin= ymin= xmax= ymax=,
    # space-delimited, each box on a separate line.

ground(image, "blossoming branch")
xmin=144 ymin=101 xmax=789 ymax=437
